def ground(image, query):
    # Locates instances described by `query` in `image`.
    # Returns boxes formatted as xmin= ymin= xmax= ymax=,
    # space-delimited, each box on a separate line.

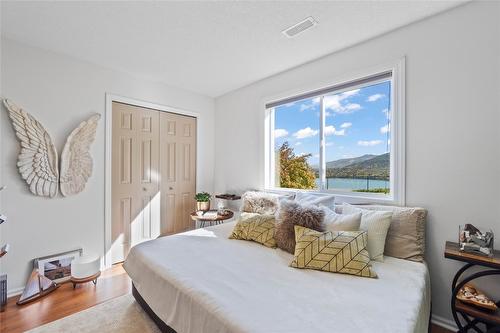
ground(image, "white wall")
xmin=215 ymin=1 xmax=500 ymax=325
xmin=0 ymin=38 xmax=215 ymax=293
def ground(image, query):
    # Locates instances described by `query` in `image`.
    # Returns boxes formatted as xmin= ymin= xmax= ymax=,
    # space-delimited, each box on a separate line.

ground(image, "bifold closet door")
xmin=111 ymin=102 xmax=160 ymax=264
xmin=159 ymin=112 xmax=196 ymax=235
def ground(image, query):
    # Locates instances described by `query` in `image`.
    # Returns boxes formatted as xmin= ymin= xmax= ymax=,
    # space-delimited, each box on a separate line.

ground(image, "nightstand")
xmin=444 ymin=241 xmax=500 ymax=332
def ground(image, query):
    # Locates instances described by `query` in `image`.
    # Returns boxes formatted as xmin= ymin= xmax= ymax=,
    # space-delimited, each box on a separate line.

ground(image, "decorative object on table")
xmin=17 ymin=268 xmax=59 ymax=305
xmin=70 ymin=254 xmax=101 ymax=289
xmin=190 ymin=210 xmax=234 ymax=228
xmin=457 ymin=284 xmax=498 ymax=311
xmin=459 ymin=223 xmax=494 ymax=257
xmin=194 ymin=192 xmax=211 ymax=211
xmin=34 ymin=248 xmax=83 ymax=284
xmin=215 ymin=194 xmax=241 ymax=200
xmin=0 ymin=244 xmax=10 ymax=258
xmin=444 ymin=241 xmax=500 ymax=331
xmin=3 ymin=99 xmax=101 ymax=198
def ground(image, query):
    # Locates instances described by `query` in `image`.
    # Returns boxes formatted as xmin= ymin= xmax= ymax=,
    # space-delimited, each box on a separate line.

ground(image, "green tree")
xmin=278 ymin=142 xmax=316 ymax=189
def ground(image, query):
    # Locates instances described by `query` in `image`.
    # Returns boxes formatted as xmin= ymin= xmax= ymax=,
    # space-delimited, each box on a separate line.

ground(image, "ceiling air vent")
xmin=282 ymin=16 xmax=318 ymax=38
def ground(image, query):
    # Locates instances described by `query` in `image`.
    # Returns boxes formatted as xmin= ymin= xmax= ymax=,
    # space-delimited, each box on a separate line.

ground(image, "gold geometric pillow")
xmin=290 ymin=225 xmax=377 ymax=278
xmin=229 ymin=213 xmax=277 ymax=248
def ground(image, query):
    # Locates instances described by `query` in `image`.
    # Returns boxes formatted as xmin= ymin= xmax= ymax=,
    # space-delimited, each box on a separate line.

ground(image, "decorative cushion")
xmin=290 ymin=225 xmax=377 ymax=278
xmin=342 ymin=203 xmax=392 ymax=262
xmin=240 ymin=191 xmax=280 ymax=215
xmin=352 ymin=205 xmax=427 ymax=262
xmin=321 ymin=205 xmax=362 ymax=232
xmin=229 ymin=213 xmax=277 ymax=248
xmin=275 ymin=200 xmax=325 ymax=254
xmin=294 ymin=192 xmax=335 ymax=209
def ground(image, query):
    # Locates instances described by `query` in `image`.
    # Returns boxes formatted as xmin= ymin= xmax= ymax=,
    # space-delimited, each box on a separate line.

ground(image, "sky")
xmin=274 ymin=80 xmax=391 ymax=166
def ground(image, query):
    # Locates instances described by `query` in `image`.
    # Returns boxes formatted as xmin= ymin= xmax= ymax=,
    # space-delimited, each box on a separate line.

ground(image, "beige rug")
xmin=28 ymin=294 xmax=161 ymax=333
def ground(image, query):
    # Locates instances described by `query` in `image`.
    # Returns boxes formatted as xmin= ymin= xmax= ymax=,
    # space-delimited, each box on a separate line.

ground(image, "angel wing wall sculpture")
xmin=3 ymin=99 xmax=101 ymax=198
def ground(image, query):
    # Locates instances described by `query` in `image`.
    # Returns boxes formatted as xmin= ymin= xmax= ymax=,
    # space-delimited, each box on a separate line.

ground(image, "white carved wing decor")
xmin=3 ymin=99 xmax=101 ymax=198
xmin=59 ymin=114 xmax=101 ymax=196
xmin=3 ymin=99 xmax=59 ymax=197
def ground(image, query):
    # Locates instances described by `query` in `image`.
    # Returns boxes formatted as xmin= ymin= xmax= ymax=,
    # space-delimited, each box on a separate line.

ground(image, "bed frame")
xmin=132 ymin=283 xmax=176 ymax=333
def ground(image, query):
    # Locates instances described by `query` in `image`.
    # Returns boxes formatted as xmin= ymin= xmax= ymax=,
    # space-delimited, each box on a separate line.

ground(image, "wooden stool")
xmin=71 ymin=272 xmax=101 ymax=289
xmin=70 ymin=255 xmax=101 ymax=289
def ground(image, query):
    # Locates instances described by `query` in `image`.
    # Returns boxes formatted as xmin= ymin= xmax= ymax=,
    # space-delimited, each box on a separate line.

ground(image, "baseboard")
xmin=431 ymin=314 xmax=457 ymax=331
xmin=7 ymin=287 xmax=24 ymax=298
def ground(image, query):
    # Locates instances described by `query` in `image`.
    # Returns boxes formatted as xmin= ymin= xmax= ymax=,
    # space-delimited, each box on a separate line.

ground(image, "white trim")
xmin=263 ymin=57 xmax=406 ymax=205
xmin=7 ymin=286 xmax=24 ymax=298
xmin=104 ymin=93 xmax=201 ymax=269
xmin=431 ymin=314 xmax=457 ymax=331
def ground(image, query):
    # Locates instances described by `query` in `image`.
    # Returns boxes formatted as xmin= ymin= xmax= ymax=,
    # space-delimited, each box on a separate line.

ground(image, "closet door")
xmin=111 ymin=102 xmax=160 ymax=264
xmin=159 ymin=112 xmax=196 ymax=235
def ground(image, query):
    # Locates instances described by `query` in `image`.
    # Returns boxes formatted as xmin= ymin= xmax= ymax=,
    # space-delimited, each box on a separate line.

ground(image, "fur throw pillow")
xmin=241 ymin=191 xmax=280 ymax=215
xmin=275 ymin=200 xmax=325 ymax=253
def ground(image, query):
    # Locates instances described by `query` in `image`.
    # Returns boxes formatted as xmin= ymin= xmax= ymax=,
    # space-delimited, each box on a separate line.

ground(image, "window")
xmin=265 ymin=61 xmax=405 ymax=204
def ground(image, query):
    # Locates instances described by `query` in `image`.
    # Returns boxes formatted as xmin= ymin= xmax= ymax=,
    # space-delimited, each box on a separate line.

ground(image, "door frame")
xmin=104 ymin=93 xmax=200 ymax=268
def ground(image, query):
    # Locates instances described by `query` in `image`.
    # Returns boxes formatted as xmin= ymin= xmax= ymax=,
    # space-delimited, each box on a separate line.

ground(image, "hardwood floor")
xmin=0 ymin=264 xmax=130 ymax=333
xmin=1 ymin=263 xmax=452 ymax=333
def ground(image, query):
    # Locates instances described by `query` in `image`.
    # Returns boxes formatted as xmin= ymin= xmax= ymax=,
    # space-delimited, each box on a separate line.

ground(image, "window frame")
xmin=264 ymin=58 xmax=405 ymax=205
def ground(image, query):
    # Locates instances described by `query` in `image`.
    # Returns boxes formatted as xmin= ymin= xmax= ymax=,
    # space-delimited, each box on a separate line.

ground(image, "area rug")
xmin=27 ymin=294 xmax=160 ymax=333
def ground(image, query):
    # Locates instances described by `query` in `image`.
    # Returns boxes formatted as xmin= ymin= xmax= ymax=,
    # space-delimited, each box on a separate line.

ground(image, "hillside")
xmin=325 ymin=154 xmax=376 ymax=169
xmin=322 ymin=153 xmax=390 ymax=180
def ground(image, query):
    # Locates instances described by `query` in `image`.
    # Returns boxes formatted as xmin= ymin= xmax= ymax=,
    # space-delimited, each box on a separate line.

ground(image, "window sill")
xmin=263 ymin=187 xmax=401 ymax=206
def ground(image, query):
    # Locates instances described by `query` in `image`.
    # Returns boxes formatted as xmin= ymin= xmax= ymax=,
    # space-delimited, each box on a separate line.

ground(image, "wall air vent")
xmin=282 ymin=16 xmax=318 ymax=38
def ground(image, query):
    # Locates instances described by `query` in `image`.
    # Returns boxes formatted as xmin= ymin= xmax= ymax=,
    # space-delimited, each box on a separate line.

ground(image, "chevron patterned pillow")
xmin=290 ymin=225 xmax=377 ymax=278
xmin=229 ymin=213 xmax=277 ymax=248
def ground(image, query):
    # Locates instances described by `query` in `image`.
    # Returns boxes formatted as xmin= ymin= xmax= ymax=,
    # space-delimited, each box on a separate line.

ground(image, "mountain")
xmin=325 ymin=154 xmax=376 ymax=169
xmin=324 ymin=153 xmax=389 ymax=180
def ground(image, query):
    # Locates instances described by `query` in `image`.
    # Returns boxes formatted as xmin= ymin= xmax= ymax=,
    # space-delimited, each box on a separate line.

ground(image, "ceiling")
xmin=1 ymin=1 xmax=465 ymax=97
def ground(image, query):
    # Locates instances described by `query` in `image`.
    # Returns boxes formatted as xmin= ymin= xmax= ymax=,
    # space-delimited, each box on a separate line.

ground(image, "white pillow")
xmin=294 ymin=192 xmax=335 ymax=209
xmin=342 ymin=203 xmax=392 ymax=262
xmin=321 ymin=206 xmax=361 ymax=232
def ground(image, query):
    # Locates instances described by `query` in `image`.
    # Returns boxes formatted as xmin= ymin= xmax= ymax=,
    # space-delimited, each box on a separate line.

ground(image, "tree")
xmin=278 ymin=142 xmax=316 ymax=189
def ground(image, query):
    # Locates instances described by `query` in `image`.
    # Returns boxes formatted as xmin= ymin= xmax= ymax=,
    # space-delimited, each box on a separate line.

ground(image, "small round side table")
xmin=190 ymin=210 xmax=234 ymax=228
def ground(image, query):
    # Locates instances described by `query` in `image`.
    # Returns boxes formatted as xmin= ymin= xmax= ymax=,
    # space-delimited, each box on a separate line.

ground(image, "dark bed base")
xmin=132 ymin=283 xmax=177 ymax=333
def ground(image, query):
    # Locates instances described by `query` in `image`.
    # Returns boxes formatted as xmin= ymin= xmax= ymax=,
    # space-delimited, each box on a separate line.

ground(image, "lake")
xmin=315 ymin=177 xmax=389 ymax=191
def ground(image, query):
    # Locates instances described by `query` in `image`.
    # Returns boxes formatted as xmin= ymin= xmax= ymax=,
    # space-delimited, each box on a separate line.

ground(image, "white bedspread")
xmin=124 ymin=222 xmax=430 ymax=333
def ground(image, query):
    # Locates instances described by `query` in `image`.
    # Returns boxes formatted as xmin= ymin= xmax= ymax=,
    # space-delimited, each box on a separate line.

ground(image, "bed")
xmin=124 ymin=221 xmax=431 ymax=333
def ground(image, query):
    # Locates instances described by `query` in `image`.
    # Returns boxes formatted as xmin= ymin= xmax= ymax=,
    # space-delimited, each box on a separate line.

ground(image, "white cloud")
xmin=340 ymin=122 xmax=352 ymax=129
xmin=358 ymin=140 xmax=383 ymax=146
xmin=325 ymin=142 xmax=334 ymax=147
xmin=380 ymin=124 xmax=390 ymax=134
xmin=295 ymin=141 xmax=302 ymax=146
xmin=274 ymin=128 xmax=289 ymax=138
xmin=324 ymin=125 xmax=345 ymax=136
xmin=382 ymin=108 xmax=390 ymax=119
xmin=293 ymin=127 xmax=319 ymax=139
xmin=324 ymin=125 xmax=336 ymax=136
xmin=334 ymin=129 xmax=345 ymax=136
xmin=323 ymin=88 xmax=362 ymax=115
xmin=367 ymin=94 xmax=385 ymax=102
xmin=299 ymin=97 xmax=321 ymax=112
xmin=313 ymin=154 xmax=320 ymax=158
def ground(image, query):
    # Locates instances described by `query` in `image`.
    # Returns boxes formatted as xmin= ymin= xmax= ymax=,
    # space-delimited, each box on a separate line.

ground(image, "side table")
xmin=190 ymin=210 xmax=234 ymax=228
xmin=444 ymin=241 xmax=500 ymax=332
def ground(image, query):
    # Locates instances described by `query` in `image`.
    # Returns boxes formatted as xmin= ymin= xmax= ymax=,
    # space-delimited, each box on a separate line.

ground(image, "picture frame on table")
xmin=33 ymin=248 xmax=83 ymax=284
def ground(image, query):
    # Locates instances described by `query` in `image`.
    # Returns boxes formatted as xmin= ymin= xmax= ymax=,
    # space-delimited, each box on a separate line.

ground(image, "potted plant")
xmin=195 ymin=192 xmax=211 ymax=211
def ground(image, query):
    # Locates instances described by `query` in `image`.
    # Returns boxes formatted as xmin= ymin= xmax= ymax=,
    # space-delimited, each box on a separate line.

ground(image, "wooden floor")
xmin=1 ymin=263 xmax=452 ymax=333
xmin=0 ymin=264 xmax=131 ymax=333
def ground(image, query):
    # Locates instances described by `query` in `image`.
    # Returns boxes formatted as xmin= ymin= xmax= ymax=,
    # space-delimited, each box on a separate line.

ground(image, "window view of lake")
xmin=272 ymin=80 xmax=391 ymax=194
xmin=315 ymin=177 xmax=389 ymax=191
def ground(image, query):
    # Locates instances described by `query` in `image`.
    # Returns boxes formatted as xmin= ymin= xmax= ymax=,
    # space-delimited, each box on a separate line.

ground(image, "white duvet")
xmin=124 ymin=222 xmax=430 ymax=333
